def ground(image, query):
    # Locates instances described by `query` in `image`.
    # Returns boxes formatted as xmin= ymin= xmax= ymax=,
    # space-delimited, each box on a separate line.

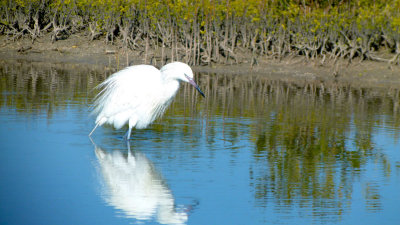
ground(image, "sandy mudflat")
xmin=1 ymin=34 xmax=399 ymax=89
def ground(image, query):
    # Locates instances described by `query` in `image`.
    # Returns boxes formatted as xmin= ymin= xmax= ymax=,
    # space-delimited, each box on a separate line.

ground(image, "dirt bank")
xmin=1 ymin=34 xmax=399 ymax=89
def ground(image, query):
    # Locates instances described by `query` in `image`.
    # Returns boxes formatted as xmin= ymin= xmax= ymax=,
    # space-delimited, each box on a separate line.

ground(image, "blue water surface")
xmin=0 ymin=61 xmax=399 ymax=225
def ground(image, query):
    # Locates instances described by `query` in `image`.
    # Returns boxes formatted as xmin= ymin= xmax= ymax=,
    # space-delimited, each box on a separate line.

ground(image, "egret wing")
xmin=92 ymin=65 xmax=163 ymax=128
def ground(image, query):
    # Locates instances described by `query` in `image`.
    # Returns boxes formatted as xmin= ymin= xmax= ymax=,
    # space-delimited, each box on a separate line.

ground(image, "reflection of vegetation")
xmin=172 ymin=74 xmax=398 ymax=221
xmin=1 ymin=0 xmax=399 ymax=65
xmin=0 ymin=61 xmax=111 ymax=115
xmin=191 ymin=74 xmax=399 ymax=220
xmin=1 ymin=61 xmax=399 ymax=221
xmin=208 ymin=76 xmax=398 ymax=219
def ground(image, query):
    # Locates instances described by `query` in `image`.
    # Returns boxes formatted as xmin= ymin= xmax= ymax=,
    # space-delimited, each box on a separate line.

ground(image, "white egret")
xmin=89 ymin=62 xmax=204 ymax=139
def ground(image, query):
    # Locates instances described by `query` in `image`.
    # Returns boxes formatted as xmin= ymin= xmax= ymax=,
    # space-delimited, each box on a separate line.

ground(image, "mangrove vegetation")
xmin=1 ymin=0 xmax=399 ymax=65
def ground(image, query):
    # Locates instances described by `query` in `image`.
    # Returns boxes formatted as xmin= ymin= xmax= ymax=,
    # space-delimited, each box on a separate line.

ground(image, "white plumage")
xmin=89 ymin=62 xmax=204 ymax=140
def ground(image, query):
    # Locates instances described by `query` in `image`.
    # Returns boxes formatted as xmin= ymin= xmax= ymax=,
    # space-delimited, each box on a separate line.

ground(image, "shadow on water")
xmin=1 ymin=60 xmax=400 ymax=224
xmin=90 ymin=138 xmax=192 ymax=225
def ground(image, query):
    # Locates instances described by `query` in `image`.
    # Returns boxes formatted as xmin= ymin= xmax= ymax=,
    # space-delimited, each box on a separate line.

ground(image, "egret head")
xmin=161 ymin=62 xmax=205 ymax=97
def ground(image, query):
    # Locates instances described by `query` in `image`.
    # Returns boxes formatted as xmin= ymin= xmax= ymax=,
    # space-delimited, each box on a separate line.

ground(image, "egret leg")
xmin=123 ymin=117 xmax=137 ymax=140
xmin=89 ymin=123 xmax=100 ymax=136
xmin=90 ymin=117 xmax=107 ymax=136
xmin=126 ymin=139 xmax=131 ymax=151
xmin=123 ymin=128 xmax=132 ymax=140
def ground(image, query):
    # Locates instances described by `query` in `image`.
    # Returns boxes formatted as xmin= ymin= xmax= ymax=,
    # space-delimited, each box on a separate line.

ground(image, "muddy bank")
xmin=1 ymin=34 xmax=399 ymax=89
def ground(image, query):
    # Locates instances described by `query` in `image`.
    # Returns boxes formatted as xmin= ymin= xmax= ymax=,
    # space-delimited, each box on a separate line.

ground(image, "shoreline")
xmin=1 ymin=34 xmax=399 ymax=89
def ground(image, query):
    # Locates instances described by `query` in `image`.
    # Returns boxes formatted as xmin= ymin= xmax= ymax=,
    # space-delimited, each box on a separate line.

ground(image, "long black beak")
xmin=186 ymin=75 xmax=205 ymax=97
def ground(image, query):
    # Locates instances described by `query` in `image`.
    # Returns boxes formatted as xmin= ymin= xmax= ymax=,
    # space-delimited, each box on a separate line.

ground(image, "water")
xmin=0 ymin=61 xmax=399 ymax=225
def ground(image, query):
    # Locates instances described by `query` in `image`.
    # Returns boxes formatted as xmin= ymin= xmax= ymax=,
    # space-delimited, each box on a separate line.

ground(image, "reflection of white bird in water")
xmin=93 ymin=142 xmax=189 ymax=225
xmin=89 ymin=62 xmax=205 ymax=140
